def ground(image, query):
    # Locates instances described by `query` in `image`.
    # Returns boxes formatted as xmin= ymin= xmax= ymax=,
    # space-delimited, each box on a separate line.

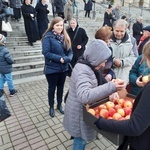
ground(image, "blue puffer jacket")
xmin=0 ymin=46 xmax=14 ymax=74
xmin=42 ymin=31 xmax=73 ymax=74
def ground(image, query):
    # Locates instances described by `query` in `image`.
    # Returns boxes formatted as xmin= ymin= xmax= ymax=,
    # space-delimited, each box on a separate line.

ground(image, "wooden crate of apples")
xmin=87 ymin=89 xmax=135 ymax=121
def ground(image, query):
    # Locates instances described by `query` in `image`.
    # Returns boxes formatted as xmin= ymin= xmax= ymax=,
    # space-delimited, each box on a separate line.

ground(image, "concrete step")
xmin=13 ymin=74 xmax=45 ymax=85
xmin=10 ymin=50 xmax=42 ymax=57
xmin=13 ymin=61 xmax=44 ymax=71
xmin=13 ymin=55 xmax=44 ymax=64
xmin=12 ymin=68 xmax=44 ymax=80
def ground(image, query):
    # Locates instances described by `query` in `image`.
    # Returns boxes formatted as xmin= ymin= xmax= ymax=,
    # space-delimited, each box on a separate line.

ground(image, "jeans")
xmin=0 ymin=73 xmax=14 ymax=91
xmin=45 ymin=72 xmax=66 ymax=107
xmin=73 ymin=137 xmax=86 ymax=150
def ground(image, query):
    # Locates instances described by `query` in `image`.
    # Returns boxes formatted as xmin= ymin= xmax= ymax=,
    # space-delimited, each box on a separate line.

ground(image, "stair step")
xmin=12 ymin=68 xmax=44 ymax=80
xmin=11 ymin=50 xmax=42 ymax=57
xmin=13 ymin=75 xmax=46 ymax=85
xmin=13 ymin=61 xmax=44 ymax=71
xmin=13 ymin=55 xmax=44 ymax=64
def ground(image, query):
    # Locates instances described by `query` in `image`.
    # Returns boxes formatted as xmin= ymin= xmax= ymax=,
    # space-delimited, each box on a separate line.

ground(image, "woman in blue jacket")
xmin=42 ymin=17 xmax=72 ymax=117
xmin=95 ymin=41 xmax=150 ymax=150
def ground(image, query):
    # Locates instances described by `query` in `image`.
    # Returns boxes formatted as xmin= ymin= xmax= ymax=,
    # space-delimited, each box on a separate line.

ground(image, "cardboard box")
xmin=83 ymin=89 xmax=135 ymax=146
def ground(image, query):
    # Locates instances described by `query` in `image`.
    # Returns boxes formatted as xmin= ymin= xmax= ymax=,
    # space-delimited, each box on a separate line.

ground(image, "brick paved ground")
xmin=0 ymin=77 xmax=120 ymax=150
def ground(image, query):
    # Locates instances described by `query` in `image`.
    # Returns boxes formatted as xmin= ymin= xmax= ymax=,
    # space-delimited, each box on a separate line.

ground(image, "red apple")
xmin=118 ymin=98 xmax=125 ymax=107
xmin=117 ymin=108 xmax=125 ymax=117
xmin=124 ymin=101 xmax=133 ymax=109
xmin=118 ymin=117 xmax=126 ymax=120
xmin=88 ymin=108 xmax=95 ymax=116
xmin=98 ymin=104 xmax=107 ymax=111
xmin=113 ymin=113 xmax=122 ymax=120
xmin=94 ymin=108 xmax=99 ymax=114
xmin=108 ymin=108 xmax=116 ymax=117
xmin=105 ymin=101 xmax=115 ymax=109
xmin=114 ymin=104 xmax=122 ymax=110
xmin=123 ymin=107 xmax=132 ymax=116
xmin=107 ymin=116 xmax=113 ymax=119
xmin=99 ymin=109 xmax=109 ymax=118
xmin=95 ymin=113 xmax=100 ymax=118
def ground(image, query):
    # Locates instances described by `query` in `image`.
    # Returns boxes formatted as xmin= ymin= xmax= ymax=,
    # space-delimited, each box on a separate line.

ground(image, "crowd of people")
xmin=1 ymin=1 xmax=150 ymax=150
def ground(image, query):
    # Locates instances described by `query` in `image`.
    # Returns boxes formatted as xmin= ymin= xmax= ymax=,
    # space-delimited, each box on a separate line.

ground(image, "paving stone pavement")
xmin=0 ymin=77 xmax=120 ymax=150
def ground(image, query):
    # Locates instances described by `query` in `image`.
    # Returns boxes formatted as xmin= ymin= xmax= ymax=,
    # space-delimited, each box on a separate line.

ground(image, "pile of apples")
xmin=88 ymin=98 xmax=134 ymax=120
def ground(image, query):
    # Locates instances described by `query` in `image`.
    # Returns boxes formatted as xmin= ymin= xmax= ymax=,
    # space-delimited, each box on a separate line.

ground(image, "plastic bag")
xmin=0 ymin=96 xmax=11 ymax=122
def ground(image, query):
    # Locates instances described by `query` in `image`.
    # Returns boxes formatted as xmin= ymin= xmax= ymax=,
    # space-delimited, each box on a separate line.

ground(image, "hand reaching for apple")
xmin=136 ymin=76 xmax=147 ymax=87
xmin=111 ymin=79 xmax=126 ymax=91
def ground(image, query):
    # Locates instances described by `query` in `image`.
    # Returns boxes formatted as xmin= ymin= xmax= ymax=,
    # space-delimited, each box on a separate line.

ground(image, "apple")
xmin=99 ymin=109 xmax=109 ymax=118
xmin=88 ymin=108 xmax=95 ymax=116
xmin=118 ymin=117 xmax=126 ymax=120
xmin=94 ymin=108 xmax=99 ymax=114
xmin=107 ymin=116 xmax=113 ymax=119
xmin=124 ymin=101 xmax=133 ymax=109
xmin=115 ymin=78 xmax=124 ymax=85
xmin=105 ymin=101 xmax=115 ymax=109
xmin=108 ymin=108 xmax=116 ymax=117
xmin=113 ymin=113 xmax=122 ymax=120
xmin=95 ymin=113 xmax=100 ymax=118
xmin=142 ymin=75 xmax=150 ymax=83
xmin=114 ymin=104 xmax=122 ymax=110
xmin=123 ymin=107 xmax=132 ymax=116
xmin=98 ymin=104 xmax=107 ymax=111
xmin=118 ymin=98 xmax=125 ymax=107
xmin=117 ymin=108 xmax=125 ymax=117
xmin=125 ymin=114 xmax=131 ymax=119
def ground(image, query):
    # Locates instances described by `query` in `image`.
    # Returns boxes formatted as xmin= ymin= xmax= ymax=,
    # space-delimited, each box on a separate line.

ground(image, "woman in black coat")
xmin=21 ymin=0 xmax=39 ymax=46
xmin=84 ymin=0 xmax=95 ymax=18
xmin=95 ymin=41 xmax=150 ymax=150
xmin=103 ymin=5 xmax=113 ymax=30
xmin=67 ymin=18 xmax=88 ymax=68
xmin=35 ymin=0 xmax=49 ymax=39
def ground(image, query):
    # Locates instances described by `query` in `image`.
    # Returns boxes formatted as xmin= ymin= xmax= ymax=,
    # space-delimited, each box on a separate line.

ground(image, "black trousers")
xmin=85 ymin=10 xmax=90 ymax=17
xmin=45 ymin=72 xmax=66 ymax=107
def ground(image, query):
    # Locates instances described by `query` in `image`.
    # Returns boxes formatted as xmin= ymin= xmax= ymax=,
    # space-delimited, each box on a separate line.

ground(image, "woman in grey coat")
xmin=63 ymin=39 xmax=125 ymax=149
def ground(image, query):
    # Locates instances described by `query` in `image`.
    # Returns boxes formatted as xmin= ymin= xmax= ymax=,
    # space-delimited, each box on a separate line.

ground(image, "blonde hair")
xmin=43 ymin=17 xmax=71 ymax=50
xmin=142 ymin=41 xmax=150 ymax=60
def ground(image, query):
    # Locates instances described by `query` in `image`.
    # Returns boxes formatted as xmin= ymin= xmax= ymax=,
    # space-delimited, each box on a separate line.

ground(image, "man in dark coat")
xmin=21 ymin=0 xmax=39 ymax=46
xmin=132 ymin=16 xmax=143 ymax=45
xmin=67 ymin=18 xmax=88 ymax=68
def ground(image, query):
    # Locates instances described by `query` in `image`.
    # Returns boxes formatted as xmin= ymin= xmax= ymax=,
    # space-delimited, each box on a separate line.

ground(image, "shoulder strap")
xmin=72 ymin=27 xmax=79 ymax=42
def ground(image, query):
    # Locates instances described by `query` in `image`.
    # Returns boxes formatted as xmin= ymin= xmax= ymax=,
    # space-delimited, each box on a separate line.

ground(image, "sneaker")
xmin=0 ymin=89 xmax=4 ymax=97
xmin=10 ymin=89 xmax=18 ymax=97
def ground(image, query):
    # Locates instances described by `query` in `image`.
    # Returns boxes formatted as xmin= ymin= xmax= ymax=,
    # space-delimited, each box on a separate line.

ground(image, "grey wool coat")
xmin=63 ymin=39 xmax=117 ymax=141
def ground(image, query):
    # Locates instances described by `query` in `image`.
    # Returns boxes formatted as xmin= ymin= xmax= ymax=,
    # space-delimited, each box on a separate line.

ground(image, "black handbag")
xmin=0 ymin=96 xmax=11 ymax=122
xmin=4 ymin=7 xmax=14 ymax=16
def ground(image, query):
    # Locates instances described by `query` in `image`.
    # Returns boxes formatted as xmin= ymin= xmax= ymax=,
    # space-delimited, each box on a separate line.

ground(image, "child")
xmin=0 ymin=34 xmax=17 ymax=97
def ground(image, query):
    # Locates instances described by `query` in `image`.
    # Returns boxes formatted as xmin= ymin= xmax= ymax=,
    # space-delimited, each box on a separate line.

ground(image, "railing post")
xmin=92 ymin=1 xmax=96 ymax=19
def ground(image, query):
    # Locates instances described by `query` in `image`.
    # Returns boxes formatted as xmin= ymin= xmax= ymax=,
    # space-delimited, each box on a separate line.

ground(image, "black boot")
xmin=49 ymin=107 xmax=55 ymax=117
xmin=57 ymin=104 xmax=64 ymax=114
